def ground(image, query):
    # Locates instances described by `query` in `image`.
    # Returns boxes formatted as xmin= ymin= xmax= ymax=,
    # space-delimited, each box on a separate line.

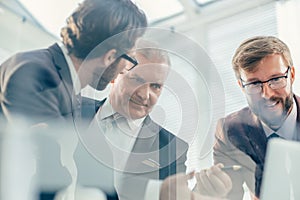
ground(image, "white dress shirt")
xmin=93 ymin=99 xmax=164 ymax=200
xmin=58 ymin=43 xmax=81 ymax=95
xmin=262 ymin=99 xmax=297 ymax=140
xmin=94 ymin=98 xmax=144 ymax=159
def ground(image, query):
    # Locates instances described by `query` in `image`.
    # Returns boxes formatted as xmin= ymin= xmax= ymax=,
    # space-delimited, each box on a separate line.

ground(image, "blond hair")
xmin=232 ymin=36 xmax=293 ymax=78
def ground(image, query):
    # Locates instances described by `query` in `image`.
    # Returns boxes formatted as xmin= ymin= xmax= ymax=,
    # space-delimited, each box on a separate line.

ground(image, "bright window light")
xmin=194 ymin=0 xmax=218 ymax=6
xmin=133 ymin=0 xmax=184 ymax=23
xmin=18 ymin=0 xmax=184 ymax=37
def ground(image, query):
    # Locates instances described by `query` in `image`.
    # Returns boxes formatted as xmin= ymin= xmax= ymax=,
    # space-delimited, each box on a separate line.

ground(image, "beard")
xmin=250 ymin=93 xmax=293 ymax=130
xmin=89 ymin=58 xmax=122 ymax=91
xmin=95 ymin=77 xmax=110 ymax=91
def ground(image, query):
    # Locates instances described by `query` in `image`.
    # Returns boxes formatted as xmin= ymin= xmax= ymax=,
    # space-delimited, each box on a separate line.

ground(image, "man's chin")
xmin=129 ymin=112 xmax=147 ymax=120
xmin=261 ymin=115 xmax=285 ymax=130
xmin=89 ymin=80 xmax=108 ymax=91
xmin=96 ymin=84 xmax=107 ymax=91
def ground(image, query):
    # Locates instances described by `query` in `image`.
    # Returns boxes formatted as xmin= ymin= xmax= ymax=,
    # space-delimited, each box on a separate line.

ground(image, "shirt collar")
xmin=99 ymin=97 xmax=115 ymax=120
xmin=263 ymin=98 xmax=297 ymax=140
xmin=58 ymin=42 xmax=81 ymax=95
xmin=99 ymin=97 xmax=146 ymax=130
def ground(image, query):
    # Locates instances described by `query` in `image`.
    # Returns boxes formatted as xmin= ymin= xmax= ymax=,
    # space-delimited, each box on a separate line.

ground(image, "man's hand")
xmin=160 ymin=172 xmax=228 ymax=200
xmin=194 ymin=163 xmax=232 ymax=198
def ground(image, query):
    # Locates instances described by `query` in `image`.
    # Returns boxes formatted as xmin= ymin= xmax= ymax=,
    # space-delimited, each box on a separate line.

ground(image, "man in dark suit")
xmin=0 ymin=0 xmax=147 ymax=127
xmin=0 ymin=1 xmax=147 ymax=199
xmin=213 ymin=36 xmax=300 ymax=200
xmin=82 ymin=40 xmax=231 ymax=200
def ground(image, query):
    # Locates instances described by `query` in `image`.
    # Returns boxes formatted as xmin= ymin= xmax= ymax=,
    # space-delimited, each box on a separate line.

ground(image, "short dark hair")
xmin=232 ymin=36 xmax=293 ymax=79
xmin=60 ymin=0 xmax=147 ymax=59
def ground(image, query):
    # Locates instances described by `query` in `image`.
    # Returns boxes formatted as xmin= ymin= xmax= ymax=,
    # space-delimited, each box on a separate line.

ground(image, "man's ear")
xmin=290 ymin=65 xmax=295 ymax=84
xmin=103 ymin=49 xmax=117 ymax=66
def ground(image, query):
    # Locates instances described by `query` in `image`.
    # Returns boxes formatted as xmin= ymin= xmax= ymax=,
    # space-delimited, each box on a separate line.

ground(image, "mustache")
xmin=130 ymin=97 xmax=148 ymax=107
xmin=261 ymin=96 xmax=283 ymax=104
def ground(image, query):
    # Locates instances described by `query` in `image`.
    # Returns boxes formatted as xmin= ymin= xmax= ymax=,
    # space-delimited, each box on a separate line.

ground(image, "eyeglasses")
xmin=120 ymin=54 xmax=138 ymax=71
xmin=240 ymin=66 xmax=290 ymax=94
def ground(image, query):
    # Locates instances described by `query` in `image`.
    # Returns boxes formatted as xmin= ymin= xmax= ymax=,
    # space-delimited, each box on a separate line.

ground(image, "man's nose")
xmin=261 ymin=83 xmax=275 ymax=99
xmin=136 ymin=84 xmax=150 ymax=101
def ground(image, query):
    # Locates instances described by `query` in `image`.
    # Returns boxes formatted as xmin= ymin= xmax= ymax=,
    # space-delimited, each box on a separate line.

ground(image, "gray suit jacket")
xmin=80 ymin=98 xmax=188 ymax=200
xmin=0 ymin=43 xmax=78 ymax=125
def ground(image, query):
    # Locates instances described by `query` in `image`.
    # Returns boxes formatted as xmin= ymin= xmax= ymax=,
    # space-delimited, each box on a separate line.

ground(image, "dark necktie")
xmin=267 ymin=132 xmax=281 ymax=142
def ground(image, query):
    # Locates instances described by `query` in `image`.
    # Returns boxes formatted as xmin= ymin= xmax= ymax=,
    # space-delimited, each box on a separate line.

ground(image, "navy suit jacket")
xmin=214 ymin=95 xmax=300 ymax=199
xmin=81 ymin=97 xmax=188 ymax=199
xmin=0 ymin=43 xmax=78 ymax=125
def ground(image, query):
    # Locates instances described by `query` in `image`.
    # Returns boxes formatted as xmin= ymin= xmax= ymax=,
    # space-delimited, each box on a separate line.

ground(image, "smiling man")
xmin=213 ymin=36 xmax=300 ymax=200
xmin=109 ymin=49 xmax=168 ymax=121
xmin=90 ymin=41 xmax=188 ymax=200
xmin=83 ymin=40 xmax=232 ymax=200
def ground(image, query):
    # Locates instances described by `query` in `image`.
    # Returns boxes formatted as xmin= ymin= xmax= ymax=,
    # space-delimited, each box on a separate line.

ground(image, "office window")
xmin=206 ymin=1 xmax=278 ymax=115
xmin=194 ymin=0 xmax=218 ymax=7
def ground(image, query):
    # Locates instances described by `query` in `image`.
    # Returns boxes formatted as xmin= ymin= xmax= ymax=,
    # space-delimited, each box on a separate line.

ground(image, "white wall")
xmin=0 ymin=3 xmax=58 ymax=63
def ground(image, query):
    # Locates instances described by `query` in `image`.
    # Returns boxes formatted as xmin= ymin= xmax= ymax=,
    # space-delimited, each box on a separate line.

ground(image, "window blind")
xmin=206 ymin=1 xmax=278 ymax=115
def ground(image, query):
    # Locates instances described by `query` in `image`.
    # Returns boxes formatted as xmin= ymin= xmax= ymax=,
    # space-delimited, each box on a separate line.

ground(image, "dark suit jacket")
xmin=213 ymin=95 xmax=300 ymax=199
xmin=0 ymin=43 xmax=78 ymax=125
xmin=0 ymin=44 xmax=83 ymax=199
xmin=80 ymin=97 xmax=188 ymax=200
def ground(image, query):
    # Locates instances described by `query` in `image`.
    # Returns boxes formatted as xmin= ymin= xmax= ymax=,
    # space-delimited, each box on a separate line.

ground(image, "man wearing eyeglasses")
xmin=213 ymin=36 xmax=299 ymax=200
xmin=83 ymin=40 xmax=232 ymax=200
xmin=0 ymin=0 xmax=147 ymax=127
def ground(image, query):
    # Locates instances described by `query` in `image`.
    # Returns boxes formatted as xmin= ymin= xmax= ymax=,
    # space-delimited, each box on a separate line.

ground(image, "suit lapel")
xmin=244 ymin=113 xmax=268 ymax=164
xmin=48 ymin=43 xmax=74 ymax=101
xmin=131 ymin=116 xmax=159 ymax=153
xmin=124 ymin=116 xmax=161 ymax=176
xmin=293 ymin=95 xmax=300 ymax=141
xmin=227 ymin=108 xmax=267 ymax=165
xmin=81 ymin=97 xmax=105 ymax=123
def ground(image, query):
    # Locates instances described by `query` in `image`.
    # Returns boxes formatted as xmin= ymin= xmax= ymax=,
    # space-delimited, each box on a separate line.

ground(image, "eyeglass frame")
xmin=120 ymin=54 xmax=138 ymax=71
xmin=240 ymin=66 xmax=291 ymax=94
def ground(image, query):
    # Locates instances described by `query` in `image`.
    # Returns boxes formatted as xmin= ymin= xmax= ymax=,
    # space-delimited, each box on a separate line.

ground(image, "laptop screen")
xmin=260 ymin=138 xmax=300 ymax=200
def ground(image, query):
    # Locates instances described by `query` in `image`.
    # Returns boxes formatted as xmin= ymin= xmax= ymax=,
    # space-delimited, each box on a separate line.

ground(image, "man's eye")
xmin=253 ymin=82 xmax=262 ymax=86
xmin=119 ymin=69 xmax=129 ymax=74
xmin=270 ymin=77 xmax=282 ymax=82
xmin=247 ymin=82 xmax=261 ymax=87
xmin=128 ymin=76 xmax=144 ymax=84
xmin=151 ymin=83 xmax=162 ymax=89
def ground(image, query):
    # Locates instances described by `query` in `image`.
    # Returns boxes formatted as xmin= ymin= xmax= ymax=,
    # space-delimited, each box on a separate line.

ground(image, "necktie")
xmin=267 ymin=133 xmax=281 ymax=142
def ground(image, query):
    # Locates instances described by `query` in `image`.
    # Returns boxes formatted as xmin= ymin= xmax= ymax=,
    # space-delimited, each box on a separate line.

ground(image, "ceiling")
xmin=16 ymin=0 xmax=218 ymax=37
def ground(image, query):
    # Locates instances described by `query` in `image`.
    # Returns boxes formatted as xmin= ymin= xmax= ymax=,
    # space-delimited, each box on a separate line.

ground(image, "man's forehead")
xmin=128 ymin=66 xmax=168 ymax=83
xmin=239 ymin=65 xmax=288 ymax=82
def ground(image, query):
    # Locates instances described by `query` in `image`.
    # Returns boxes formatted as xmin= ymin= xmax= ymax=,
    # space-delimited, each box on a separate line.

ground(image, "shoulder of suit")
xmin=218 ymin=106 xmax=262 ymax=136
xmin=2 ymin=48 xmax=55 ymax=73
xmin=223 ymin=106 xmax=253 ymax=122
xmin=81 ymin=97 xmax=105 ymax=112
xmin=294 ymin=94 xmax=300 ymax=105
xmin=1 ymin=49 xmax=59 ymax=85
